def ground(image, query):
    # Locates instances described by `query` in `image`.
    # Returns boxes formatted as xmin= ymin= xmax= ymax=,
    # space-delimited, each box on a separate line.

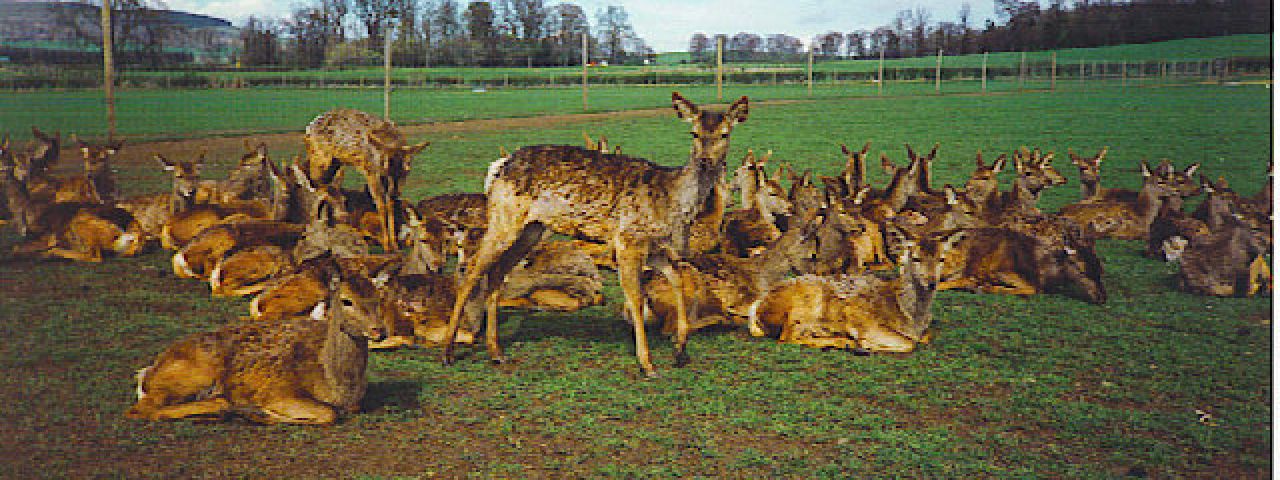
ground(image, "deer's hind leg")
xmin=479 ymin=221 xmax=546 ymax=364
xmin=250 ymin=396 xmax=339 ymax=425
xmin=442 ymin=212 xmax=539 ymax=365
xmin=650 ymin=253 xmax=693 ymax=368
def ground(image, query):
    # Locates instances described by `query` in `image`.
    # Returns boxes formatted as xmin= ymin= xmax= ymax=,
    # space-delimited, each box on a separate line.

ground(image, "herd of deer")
xmin=0 ymin=92 xmax=1270 ymax=425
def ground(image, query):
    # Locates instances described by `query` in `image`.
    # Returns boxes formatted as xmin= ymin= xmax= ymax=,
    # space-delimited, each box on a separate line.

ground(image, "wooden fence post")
xmin=1050 ymin=52 xmax=1057 ymax=91
xmin=877 ymin=49 xmax=885 ymax=96
xmin=716 ymin=36 xmax=724 ymax=101
xmin=1018 ymin=51 xmax=1026 ymax=91
xmin=806 ymin=47 xmax=814 ymax=96
xmin=981 ymin=51 xmax=988 ymax=94
xmin=101 ymin=0 xmax=116 ymax=141
xmin=935 ymin=49 xmax=942 ymax=94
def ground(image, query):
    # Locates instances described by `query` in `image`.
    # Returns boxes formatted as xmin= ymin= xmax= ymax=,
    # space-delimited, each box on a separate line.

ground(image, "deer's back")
xmin=305 ymin=109 xmax=403 ymax=159
xmin=491 ymin=145 xmax=685 ymax=240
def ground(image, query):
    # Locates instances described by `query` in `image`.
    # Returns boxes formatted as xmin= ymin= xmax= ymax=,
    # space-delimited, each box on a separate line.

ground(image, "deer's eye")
xmin=341 ymin=299 xmax=354 ymax=307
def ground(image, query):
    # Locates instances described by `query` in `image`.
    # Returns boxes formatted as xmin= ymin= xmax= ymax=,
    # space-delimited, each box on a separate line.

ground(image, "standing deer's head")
xmin=673 ymin=92 xmax=749 ymax=167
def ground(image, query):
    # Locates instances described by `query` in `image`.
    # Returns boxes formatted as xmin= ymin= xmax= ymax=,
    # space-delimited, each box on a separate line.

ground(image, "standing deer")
xmin=441 ymin=92 xmax=749 ymax=377
xmin=125 ymin=272 xmax=386 ymax=425
xmin=304 ymin=109 xmax=429 ymax=251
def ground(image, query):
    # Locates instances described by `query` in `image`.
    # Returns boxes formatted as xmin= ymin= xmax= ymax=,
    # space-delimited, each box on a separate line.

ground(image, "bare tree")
xmin=728 ymin=32 xmax=761 ymax=61
xmin=688 ymin=32 xmax=710 ymax=63
xmin=595 ymin=5 xmax=635 ymax=64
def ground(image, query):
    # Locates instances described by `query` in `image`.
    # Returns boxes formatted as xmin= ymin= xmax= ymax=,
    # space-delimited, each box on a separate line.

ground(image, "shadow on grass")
xmin=362 ymin=380 xmax=425 ymax=412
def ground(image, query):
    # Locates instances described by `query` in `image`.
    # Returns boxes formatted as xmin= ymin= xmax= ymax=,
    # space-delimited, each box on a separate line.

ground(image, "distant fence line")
xmin=0 ymin=57 xmax=1270 ymax=91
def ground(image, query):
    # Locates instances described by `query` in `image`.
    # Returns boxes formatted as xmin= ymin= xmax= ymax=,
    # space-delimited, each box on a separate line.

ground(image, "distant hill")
xmin=0 ymin=1 xmax=234 ymax=43
xmin=0 ymin=1 xmax=237 ymax=63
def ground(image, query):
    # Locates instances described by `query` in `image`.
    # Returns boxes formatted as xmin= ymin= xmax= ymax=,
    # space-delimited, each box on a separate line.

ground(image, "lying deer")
xmin=2 ymin=154 xmax=145 ymax=262
xmin=116 ymin=153 xmax=207 ymax=246
xmin=980 ymin=147 xmax=1066 ymax=224
xmin=636 ymin=206 xmax=821 ymax=334
xmin=442 ymin=92 xmax=750 ymax=377
xmin=1176 ymin=212 xmax=1271 ymax=297
xmin=304 ymin=108 xmax=429 ymax=251
xmin=937 ymin=216 xmax=1107 ymax=304
xmin=1058 ymin=159 xmax=1198 ymax=240
xmin=160 ymin=154 xmax=293 ymax=250
xmin=208 ymin=203 xmax=370 ymax=297
xmin=125 ymin=272 xmax=386 ymax=425
xmin=50 ymin=138 xmax=123 ymax=204
xmin=1068 ymin=147 xmax=1113 ymax=201
xmin=747 ymin=223 xmax=967 ymax=352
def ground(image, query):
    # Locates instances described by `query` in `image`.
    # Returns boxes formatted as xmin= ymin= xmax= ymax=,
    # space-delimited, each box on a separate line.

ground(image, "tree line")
xmin=690 ymin=0 xmax=1272 ymax=62
xmin=238 ymin=0 xmax=651 ymax=68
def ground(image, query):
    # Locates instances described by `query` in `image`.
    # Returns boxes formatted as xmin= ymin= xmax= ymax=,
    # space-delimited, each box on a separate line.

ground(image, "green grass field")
xmin=2 ymin=34 xmax=1268 ymax=90
xmin=0 ymin=83 xmax=1271 ymax=478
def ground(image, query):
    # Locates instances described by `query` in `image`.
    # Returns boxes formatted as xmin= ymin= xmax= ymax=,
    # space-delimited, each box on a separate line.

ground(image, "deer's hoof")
xmin=489 ymin=355 xmax=509 ymax=365
xmin=850 ymin=348 xmax=872 ymax=356
xmin=673 ymin=351 xmax=691 ymax=368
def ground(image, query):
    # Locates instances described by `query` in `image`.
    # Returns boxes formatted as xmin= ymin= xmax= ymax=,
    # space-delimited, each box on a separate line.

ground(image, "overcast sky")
xmin=165 ymin=0 xmax=996 ymax=53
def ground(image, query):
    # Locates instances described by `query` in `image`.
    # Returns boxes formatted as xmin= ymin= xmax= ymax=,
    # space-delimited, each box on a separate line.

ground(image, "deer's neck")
xmin=1079 ymin=175 xmax=1100 ymax=199
xmin=752 ymin=227 xmax=809 ymax=292
xmin=893 ymin=267 xmax=935 ymax=341
xmin=86 ymin=164 xmax=116 ymax=203
xmin=0 ymin=170 xmax=32 ymax=235
xmin=882 ymin=172 xmax=916 ymax=212
xmin=670 ymin=158 xmax=726 ymax=252
xmin=1135 ymin=181 xmax=1168 ymax=227
xmin=319 ymin=312 xmax=370 ymax=408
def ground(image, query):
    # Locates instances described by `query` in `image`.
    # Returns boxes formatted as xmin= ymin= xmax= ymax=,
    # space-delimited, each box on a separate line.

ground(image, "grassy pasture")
xmin=0 ymin=84 xmax=1271 ymax=478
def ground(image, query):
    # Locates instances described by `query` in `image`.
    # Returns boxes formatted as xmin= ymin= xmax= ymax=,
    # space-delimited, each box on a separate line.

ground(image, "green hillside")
xmin=812 ymin=34 xmax=1273 ymax=73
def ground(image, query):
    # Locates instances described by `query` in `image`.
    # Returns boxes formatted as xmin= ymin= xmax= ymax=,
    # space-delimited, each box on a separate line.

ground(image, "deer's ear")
xmin=155 ymin=154 xmax=174 ymax=170
xmin=672 ymin=92 xmax=699 ymax=122
xmin=726 ymin=95 xmax=749 ymax=125
xmin=992 ymin=154 xmax=1007 ymax=173
xmin=939 ymin=229 xmax=968 ymax=252
xmin=403 ymin=140 xmax=430 ymax=156
xmin=1140 ymin=160 xmax=1153 ymax=177
xmin=1184 ymin=163 xmax=1200 ymax=177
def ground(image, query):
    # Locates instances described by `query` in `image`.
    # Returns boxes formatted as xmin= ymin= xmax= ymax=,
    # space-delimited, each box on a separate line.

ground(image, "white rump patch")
xmin=134 ymin=366 xmax=152 ymax=400
xmin=172 ymin=252 xmax=193 ymax=277
xmin=309 ymin=301 xmax=328 ymax=321
xmin=113 ymin=233 xmax=138 ymax=253
xmin=746 ymin=298 xmax=765 ymax=337
xmin=484 ymin=156 xmax=510 ymax=194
